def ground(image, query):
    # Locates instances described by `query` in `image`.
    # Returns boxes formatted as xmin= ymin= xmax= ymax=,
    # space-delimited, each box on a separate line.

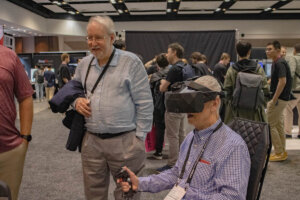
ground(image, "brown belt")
xmin=89 ymin=129 xmax=135 ymax=139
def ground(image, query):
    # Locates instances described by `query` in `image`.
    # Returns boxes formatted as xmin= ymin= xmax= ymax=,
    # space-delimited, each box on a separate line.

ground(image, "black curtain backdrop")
xmin=126 ymin=30 xmax=236 ymax=67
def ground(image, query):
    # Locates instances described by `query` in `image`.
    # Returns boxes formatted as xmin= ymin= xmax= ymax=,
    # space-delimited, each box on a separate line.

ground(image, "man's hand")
xmin=117 ymin=166 xmax=139 ymax=192
xmin=75 ymin=97 xmax=91 ymax=117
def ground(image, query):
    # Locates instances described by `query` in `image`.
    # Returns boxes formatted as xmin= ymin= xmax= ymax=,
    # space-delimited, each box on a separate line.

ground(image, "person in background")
xmin=118 ymin=76 xmax=250 ymax=200
xmin=281 ymin=46 xmax=287 ymax=59
xmin=149 ymin=53 xmax=169 ymax=159
xmin=58 ymin=53 xmax=71 ymax=88
xmin=213 ymin=53 xmax=231 ymax=84
xmin=44 ymin=65 xmax=56 ymax=102
xmin=73 ymin=15 xmax=153 ymax=200
xmin=190 ymin=51 xmax=202 ymax=65
xmin=33 ymin=64 xmax=44 ymax=102
xmin=266 ymin=40 xmax=292 ymax=162
xmin=0 ymin=45 xmax=34 ymax=200
xmin=284 ymin=43 xmax=300 ymax=139
xmin=158 ymin=43 xmax=187 ymax=172
xmin=113 ymin=39 xmax=126 ymax=50
xmin=224 ymin=41 xmax=269 ymax=124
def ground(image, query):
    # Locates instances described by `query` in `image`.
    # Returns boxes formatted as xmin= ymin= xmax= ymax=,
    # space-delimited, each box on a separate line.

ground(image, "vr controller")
xmin=115 ymin=168 xmax=136 ymax=200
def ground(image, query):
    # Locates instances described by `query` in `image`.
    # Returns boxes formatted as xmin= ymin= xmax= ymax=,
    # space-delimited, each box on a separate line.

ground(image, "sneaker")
xmin=269 ymin=152 xmax=288 ymax=162
xmin=156 ymin=165 xmax=172 ymax=173
xmin=286 ymin=134 xmax=292 ymax=138
xmin=152 ymin=152 xmax=163 ymax=160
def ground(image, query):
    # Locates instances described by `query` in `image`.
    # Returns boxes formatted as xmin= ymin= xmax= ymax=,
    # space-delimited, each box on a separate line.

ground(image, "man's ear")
xmin=211 ymin=97 xmax=220 ymax=112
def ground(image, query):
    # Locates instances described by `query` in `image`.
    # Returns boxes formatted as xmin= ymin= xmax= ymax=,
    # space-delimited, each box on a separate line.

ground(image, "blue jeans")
xmin=35 ymin=83 xmax=44 ymax=100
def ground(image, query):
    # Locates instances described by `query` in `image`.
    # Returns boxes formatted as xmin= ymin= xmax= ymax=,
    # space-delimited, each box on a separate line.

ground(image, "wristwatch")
xmin=20 ymin=134 xmax=32 ymax=142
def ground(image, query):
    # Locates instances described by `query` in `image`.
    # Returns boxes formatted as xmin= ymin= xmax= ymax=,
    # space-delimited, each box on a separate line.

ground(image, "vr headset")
xmin=165 ymin=80 xmax=224 ymax=113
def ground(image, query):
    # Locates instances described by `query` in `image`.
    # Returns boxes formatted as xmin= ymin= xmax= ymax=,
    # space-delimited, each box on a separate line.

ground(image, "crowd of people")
xmin=1 ymin=14 xmax=300 ymax=200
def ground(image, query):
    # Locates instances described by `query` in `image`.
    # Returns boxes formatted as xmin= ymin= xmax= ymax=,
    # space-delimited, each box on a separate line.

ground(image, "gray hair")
xmin=88 ymin=16 xmax=116 ymax=37
xmin=194 ymin=75 xmax=222 ymax=112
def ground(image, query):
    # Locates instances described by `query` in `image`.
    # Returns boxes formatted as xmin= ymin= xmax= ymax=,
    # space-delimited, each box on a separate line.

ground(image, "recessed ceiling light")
xmin=222 ymin=8 xmax=226 ymax=11
xmin=175 ymin=0 xmax=180 ymax=2
xmin=173 ymin=9 xmax=177 ymax=12
xmin=168 ymin=0 xmax=173 ymax=3
xmin=215 ymin=8 xmax=221 ymax=12
xmin=264 ymin=7 xmax=271 ymax=11
xmin=62 ymin=1 xmax=67 ymax=4
xmin=68 ymin=11 xmax=75 ymax=15
xmin=124 ymin=10 xmax=128 ymax=13
xmin=76 ymin=11 xmax=80 ymax=14
xmin=224 ymin=0 xmax=231 ymax=2
xmin=272 ymin=8 xmax=276 ymax=11
xmin=110 ymin=0 xmax=116 ymax=4
xmin=118 ymin=0 xmax=123 ymax=3
xmin=118 ymin=9 xmax=123 ymax=14
xmin=167 ymin=8 xmax=171 ymax=13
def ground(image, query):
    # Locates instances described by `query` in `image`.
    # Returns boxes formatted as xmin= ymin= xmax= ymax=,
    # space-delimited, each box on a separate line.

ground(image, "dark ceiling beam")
xmin=110 ymin=0 xmax=130 ymax=15
xmin=261 ymin=0 xmax=293 ymax=13
xmin=167 ymin=0 xmax=181 ymax=16
xmin=214 ymin=0 xmax=237 ymax=15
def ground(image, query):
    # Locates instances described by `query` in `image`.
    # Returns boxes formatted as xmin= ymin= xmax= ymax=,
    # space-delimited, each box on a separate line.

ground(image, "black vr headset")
xmin=165 ymin=80 xmax=224 ymax=113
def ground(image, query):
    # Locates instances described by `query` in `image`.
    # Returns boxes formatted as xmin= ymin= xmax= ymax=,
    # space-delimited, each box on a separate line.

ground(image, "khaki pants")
xmin=45 ymin=86 xmax=55 ymax=101
xmin=267 ymin=99 xmax=288 ymax=154
xmin=0 ymin=142 xmax=27 ymax=200
xmin=165 ymin=112 xmax=186 ymax=166
xmin=284 ymin=93 xmax=300 ymax=135
xmin=81 ymin=131 xmax=145 ymax=200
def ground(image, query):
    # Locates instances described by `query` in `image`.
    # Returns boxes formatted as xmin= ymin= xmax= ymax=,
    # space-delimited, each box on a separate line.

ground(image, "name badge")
xmin=164 ymin=185 xmax=186 ymax=200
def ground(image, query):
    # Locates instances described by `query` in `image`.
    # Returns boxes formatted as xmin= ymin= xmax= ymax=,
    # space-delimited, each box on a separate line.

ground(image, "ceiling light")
xmin=222 ymin=8 xmax=226 ymax=12
xmin=215 ymin=8 xmax=221 ymax=12
xmin=168 ymin=0 xmax=173 ymax=3
xmin=264 ymin=7 xmax=271 ymax=11
xmin=62 ymin=1 xmax=67 ymax=4
xmin=110 ymin=0 xmax=116 ymax=4
xmin=118 ymin=9 xmax=123 ymax=14
xmin=167 ymin=8 xmax=171 ymax=13
xmin=68 ymin=11 xmax=75 ymax=15
xmin=173 ymin=9 xmax=177 ymax=12
xmin=53 ymin=1 xmax=61 ymax=6
xmin=124 ymin=10 xmax=128 ymax=13
xmin=175 ymin=0 xmax=180 ymax=2
xmin=224 ymin=0 xmax=231 ymax=2
xmin=272 ymin=8 xmax=276 ymax=11
xmin=118 ymin=0 xmax=123 ymax=3
xmin=76 ymin=11 xmax=80 ymax=14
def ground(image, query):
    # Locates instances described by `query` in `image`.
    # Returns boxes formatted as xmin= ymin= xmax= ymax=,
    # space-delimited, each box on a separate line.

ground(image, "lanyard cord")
xmin=179 ymin=121 xmax=223 ymax=185
xmin=83 ymin=48 xmax=116 ymax=95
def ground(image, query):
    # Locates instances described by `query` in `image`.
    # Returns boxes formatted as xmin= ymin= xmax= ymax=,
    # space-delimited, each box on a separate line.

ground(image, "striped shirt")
xmin=73 ymin=48 xmax=153 ymax=140
xmin=139 ymin=119 xmax=251 ymax=199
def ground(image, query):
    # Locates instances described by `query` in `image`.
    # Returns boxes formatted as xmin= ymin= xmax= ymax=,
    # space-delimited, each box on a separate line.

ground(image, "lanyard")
xmin=179 ymin=121 xmax=223 ymax=186
xmin=83 ymin=48 xmax=116 ymax=96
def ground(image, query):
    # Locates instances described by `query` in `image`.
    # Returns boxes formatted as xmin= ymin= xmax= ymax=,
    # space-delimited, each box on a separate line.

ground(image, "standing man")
xmin=266 ymin=40 xmax=292 ymax=162
xmin=58 ymin=53 xmax=71 ymax=88
xmin=74 ymin=16 xmax=153 ymax=200
xmin=285 ymin=43 xmax=300 ymax=138
xmin=0 ymin=45 xmax=34 ymax=200
xmin=33 ymin=64 xmax=44 ymax=102
xmin=44 ymin=65 xmax=56 ymax=102
xmin=158 ymin=43 xmax=187 ymax=172
xmin=213 ymin=53 xmax=231 ymax=84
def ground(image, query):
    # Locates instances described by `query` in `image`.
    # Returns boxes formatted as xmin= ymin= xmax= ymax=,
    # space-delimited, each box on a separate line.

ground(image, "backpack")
xmin=232 ymin=66 xmax=264 ymax=110
xmin=37 ymin=71 xmax=44 ymax=84
xmin=177 ymin=62 xmax=197 ymax=81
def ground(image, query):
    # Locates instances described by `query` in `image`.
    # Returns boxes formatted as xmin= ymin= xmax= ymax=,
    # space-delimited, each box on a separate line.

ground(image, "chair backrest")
xmin=228 ymin=117 xmax=271 ymax=200
xmin=0 ymin=180 xmax=11 ymax=200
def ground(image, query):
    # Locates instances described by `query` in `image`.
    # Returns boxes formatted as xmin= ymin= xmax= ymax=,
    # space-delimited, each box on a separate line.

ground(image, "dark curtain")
xmin=126 ymin=30 xmax=236 ymax=67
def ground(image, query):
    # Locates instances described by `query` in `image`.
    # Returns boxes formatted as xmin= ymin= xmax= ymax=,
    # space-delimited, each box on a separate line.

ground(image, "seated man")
xmin=118 ymin=75 xmax=251 ymax=199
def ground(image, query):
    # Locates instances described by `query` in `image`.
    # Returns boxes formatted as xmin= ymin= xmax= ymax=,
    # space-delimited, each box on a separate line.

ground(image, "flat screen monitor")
xmin=265 ymin=63 xmax=272 ymax=78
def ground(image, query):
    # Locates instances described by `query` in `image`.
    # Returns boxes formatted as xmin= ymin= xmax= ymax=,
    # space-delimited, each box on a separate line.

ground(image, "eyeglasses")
xmin=86 ymin=35 xmax=107 ymax=42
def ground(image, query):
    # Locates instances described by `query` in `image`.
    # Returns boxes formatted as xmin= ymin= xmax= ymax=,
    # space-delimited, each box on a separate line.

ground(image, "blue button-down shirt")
xmin=74 ymin=48 xmax=153 ymax=140
xmin=139 ymin=119 xmax=251 ymax=199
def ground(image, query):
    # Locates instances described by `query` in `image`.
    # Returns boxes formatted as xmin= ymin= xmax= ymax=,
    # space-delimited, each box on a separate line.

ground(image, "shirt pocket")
xmin=190 ymin=159 xmax=214 ymax=189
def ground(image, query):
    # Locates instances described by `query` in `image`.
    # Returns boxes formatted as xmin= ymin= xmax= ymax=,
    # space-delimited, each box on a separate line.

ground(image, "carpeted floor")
xmin=16 ymin=102 xmax=300 ymax=200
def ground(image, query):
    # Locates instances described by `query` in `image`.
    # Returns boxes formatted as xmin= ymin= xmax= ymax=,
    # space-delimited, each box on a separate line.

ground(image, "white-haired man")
xmin=118 ymin=76 xmax=251 ymax=199
xmin=74 ymin=16 xmax=153 ymax=200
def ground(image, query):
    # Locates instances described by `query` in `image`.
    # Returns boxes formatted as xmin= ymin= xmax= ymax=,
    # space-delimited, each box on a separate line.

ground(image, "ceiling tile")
xmin=131 ymin=11 xmax=166 ymax=15
xmin=44 ymin=5 xmax=66 ymax=12
xmin=281 ymin=1 xmax=300 ymax=9
xmin=179 ymin=1 xmax=222 ymax=10
xmin=230 ymin=1 xmax=277 ymax=9
xmin=82 ymin=12 xmax=119 ymax=16
xmin=71 ymin=3 xmax=116 ymax=12
xmin=126 ymin=2 xmax=166 ymax=11
xmin=178 ymin=10 xmax=214 ymax=14
xmin=273 ymin=9 xmax=300 ymax=13
xmin=225 ymin=10 xmax=262 ymax=14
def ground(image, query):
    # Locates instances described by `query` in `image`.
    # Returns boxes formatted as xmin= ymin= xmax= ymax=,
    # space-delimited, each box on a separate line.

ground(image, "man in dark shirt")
xmin=158 ymin=43 xmax=187 ymax=172
xmin=58 ymin=53 xmax=71 ymax=88
xmin=0 ymin=45 xmax=34 ymax=200
xmin=44 ymin=65 xmax=56 ymax=101
xmin=266 ymin=40 xmax=292 ymax=162
xmin=213 ymin=53 xmax=231 ymax=84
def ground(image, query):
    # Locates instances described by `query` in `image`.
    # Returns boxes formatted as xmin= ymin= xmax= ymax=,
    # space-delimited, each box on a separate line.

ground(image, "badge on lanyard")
xmin=164 ymin=185 xmax=186 ymax=200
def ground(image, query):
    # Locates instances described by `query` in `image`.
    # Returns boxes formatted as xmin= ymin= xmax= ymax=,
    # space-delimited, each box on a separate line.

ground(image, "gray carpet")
xmin=16 ymin=102 xmax=300 ymax=200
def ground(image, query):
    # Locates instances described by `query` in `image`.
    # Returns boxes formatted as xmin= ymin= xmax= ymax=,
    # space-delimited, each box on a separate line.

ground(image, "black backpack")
xmin=37 ymin=71 xmax=44 ymax=84
xmin=232 ymin=66 xmax=264 ymax=110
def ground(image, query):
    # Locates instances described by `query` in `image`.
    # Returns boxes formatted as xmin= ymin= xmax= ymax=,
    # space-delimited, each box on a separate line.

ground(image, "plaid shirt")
xmin=139 ymin=119 xmax=250 ymax=200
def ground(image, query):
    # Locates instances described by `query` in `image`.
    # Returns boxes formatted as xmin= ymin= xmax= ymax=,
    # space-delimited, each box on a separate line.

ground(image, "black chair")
xmin=228 ymin=117 xmax=271 ymax=200
xmin=0 ymin=180 xmax=11 ymax=200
